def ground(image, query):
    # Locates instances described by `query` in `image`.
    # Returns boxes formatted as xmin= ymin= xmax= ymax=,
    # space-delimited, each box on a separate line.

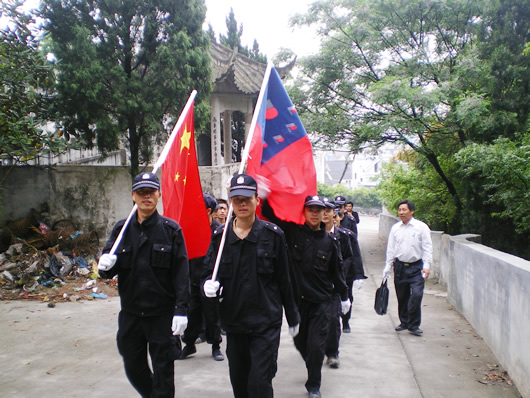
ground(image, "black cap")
xmin=229 ymin=174 xmax=257 ymax=198
xmin=132 ymin=172 xmax=160 ymax=191
xmin=334 ymin=195 xmax=346 ymax=205
xmin=304 ymin=195 xmax=325 ymax=208
xmin=322 ymin=197 xmax=335 ymax=208
xmin=203 ymin=194 xmax=218 ymax=212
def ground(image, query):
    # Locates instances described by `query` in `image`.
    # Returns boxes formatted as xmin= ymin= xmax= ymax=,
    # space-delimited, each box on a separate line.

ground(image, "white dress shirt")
xmin=384 ymin=217 xmax=433 ymax=275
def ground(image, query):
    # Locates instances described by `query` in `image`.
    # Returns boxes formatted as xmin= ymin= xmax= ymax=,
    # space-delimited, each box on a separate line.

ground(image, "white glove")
xmin=353 ymin=279 xmax=364 ymax=290
xmin=341 ymin=299 xmax=351 ymax=315
xmin=382 ymin=266 xmax=391 ymax=280
xmin=255 ymin=175 xmax=271 ymax=199
xmin=171 ymin=315 xmax=188 ymax=335
xmin=204 ymin=280 xmax=220 ymax=298
xmin=288 ymin=324 xmax=300 ymax=337
xmin=98 ymin=254 xmax=117 ymax=271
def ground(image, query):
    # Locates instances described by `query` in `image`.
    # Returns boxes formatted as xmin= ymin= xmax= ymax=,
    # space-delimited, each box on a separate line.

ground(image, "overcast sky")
xmin=204 ymin=0 xmax=319 ymax=58
xmin=4 ymin=0 xmax=319 ymax=59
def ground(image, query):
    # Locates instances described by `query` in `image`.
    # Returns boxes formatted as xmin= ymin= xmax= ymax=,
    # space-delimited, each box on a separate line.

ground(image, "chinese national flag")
xmin=161 ymin=102 xmax=211 ymax=259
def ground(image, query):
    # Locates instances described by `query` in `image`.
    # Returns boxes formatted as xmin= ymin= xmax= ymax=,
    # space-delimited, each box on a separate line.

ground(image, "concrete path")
xmin=0 ymin=216 xmax=522 ymax=397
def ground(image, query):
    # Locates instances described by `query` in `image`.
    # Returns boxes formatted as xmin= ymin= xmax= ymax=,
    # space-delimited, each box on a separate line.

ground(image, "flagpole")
xmin=107 ymin=90 xmax=198 ymax=257
xmin=210 ymin=64 xmax=273 ymax=282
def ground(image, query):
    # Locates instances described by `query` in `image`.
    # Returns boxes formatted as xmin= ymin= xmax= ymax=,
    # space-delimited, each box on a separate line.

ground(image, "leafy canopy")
xmin=41 ymin=0 xmax=212 ymax=177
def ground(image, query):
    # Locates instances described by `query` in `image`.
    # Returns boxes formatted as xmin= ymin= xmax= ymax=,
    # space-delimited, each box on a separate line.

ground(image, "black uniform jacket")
xmin=189 ymin=219 xmax=221 ymax=287
xmin=343 ymin=229 xmax=367 ymax=282
xmin=262 ymin=201 xmax=348 ymax=304
xmin=341 ymin=214 xmax=358 ymax=235
xmin=332 ymin=226 xmax=353 ymax=280
xmin=100 ymin=210 xmax=189 ymax=317
xmin=202 ymin=217 xmax=300 ymax=334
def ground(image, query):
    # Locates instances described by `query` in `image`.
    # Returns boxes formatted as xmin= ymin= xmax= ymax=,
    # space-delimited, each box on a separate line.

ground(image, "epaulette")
xmin=161 ymin=217 xmax=179 ymax=230
xmin=262 ymin=221 xmax=283 ymax=235
xmin=213 ymin=224 xmax=225 ymax=236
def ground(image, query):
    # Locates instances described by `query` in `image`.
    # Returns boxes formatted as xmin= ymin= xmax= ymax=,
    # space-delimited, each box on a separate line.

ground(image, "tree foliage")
xmin=0 ymin=1 xmax=70 ymax=166
xmin=292 ymin=0 xmax=529 ymax=259
xmin=317 ymin=183 xmax=381 ymax=209
xmin=218 ymin=7 xmax=267 ymax=64
xmin=40 ymin=0 xmax=212 ymax=177
xmin=292 ymin=0 xmax=488 ymax=215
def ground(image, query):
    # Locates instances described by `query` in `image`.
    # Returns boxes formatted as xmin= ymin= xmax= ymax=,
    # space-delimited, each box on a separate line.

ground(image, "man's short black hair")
xmin=217 ymin=198 xmax=228 ymax=205
xmin=346 ymin=201 xmax=353 ymax=206
xmin=398 ymin=199 xmax=415 ymax=211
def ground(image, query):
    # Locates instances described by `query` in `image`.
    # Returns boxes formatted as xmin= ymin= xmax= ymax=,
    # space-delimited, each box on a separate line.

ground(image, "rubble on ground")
xmin=0 ymin=211 xmax=117 ymax=302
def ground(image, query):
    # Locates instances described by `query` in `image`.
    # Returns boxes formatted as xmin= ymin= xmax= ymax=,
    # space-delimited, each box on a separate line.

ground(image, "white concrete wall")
xmin=441 ymin=235 xmax=530 ymax=398
xmin=379 ymin=214 xmax=530 ymax=397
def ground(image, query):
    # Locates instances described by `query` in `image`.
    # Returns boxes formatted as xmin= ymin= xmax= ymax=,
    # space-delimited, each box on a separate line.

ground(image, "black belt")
xmin=396 ymin=259 xmax=422 ymax=267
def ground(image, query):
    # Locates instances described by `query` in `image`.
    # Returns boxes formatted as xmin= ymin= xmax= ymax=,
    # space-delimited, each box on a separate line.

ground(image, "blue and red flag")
xmin=247 ymin=67 xmax=317 ymax=225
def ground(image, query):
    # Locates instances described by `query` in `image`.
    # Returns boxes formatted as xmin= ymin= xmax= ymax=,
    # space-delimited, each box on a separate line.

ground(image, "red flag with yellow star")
xmin=161 ymin=102 xmax=211 ymax=259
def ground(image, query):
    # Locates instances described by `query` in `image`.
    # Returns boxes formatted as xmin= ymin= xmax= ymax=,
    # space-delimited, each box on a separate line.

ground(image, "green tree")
xmin=219 ymin=7 xmax=267 ymax=63
xmin=292 ymin=0 xmax=486 ymax=220
xmin=217 ymin=7 xmax=267 ymax=161
xmin=41 ymin=0 xmax=212 ymax=177
xmin=0 ymin=1 xmax=69 ymax=166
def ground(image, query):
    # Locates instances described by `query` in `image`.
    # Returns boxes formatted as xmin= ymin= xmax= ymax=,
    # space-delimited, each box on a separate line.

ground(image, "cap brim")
xmin=133 ymin=181 xmax=160 ymax=191
xmin=228 ymin=189 xmax=256 ymax=198
xmin=304 ymin=200 xmax=325 ymax=207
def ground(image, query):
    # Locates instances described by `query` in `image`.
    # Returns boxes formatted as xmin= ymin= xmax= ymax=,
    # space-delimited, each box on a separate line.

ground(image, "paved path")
xmin=0 ymin=216 xmax=522 ymax=397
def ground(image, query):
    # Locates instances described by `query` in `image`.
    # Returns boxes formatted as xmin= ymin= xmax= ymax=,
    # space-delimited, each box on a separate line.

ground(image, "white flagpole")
xmin=210 ymin=64 xmax=273 ymax=282
xmin=107 ymin=90 xmax=198 ymax=256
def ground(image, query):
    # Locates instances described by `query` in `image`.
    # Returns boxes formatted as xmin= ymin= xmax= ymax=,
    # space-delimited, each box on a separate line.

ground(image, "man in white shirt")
xmin=383 ymin=200 xmax=432 ymax=336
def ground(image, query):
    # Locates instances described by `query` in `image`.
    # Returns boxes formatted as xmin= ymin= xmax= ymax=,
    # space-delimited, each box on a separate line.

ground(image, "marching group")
xmin=98 ymin=171 xmax=432 ymax=398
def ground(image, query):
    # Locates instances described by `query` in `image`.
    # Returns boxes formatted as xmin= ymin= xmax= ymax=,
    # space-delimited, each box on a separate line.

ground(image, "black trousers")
xmin=325 ymin=293 xmax=341 ymax=357
xmin=225 ymin=327 xmax=281 ymax=398
xmin=293 ymin=300 xmax=332 ymax=393
xmin=394 ymin=260 xmax=425 ymax=330
xmin=182 ymin=284 xmax=222 ymax=349
xmin=341 ymin=280 xmax=354 ymax=327
xmin=117 ymin=311 xmax=176 ymax=398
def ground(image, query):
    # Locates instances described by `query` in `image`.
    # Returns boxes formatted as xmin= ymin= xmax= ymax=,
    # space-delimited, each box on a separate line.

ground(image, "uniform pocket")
xmin=218 ymin=253 xmax=233 ymax=278
xmin=257 ymin=247 xmax=276 ymax=274
xmin=315 ymin=249 xmax=330 ymax=272
xmin=151 ymin=243 xmax=172 ymax=268
xmin=117 ymin=246 xmax=133 ymax=269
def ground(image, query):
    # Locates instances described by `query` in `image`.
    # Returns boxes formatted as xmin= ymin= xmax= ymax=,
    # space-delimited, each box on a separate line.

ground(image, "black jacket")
xmin=341 ymin=214 xmax=358 ymax=235
xmin=203 ymin=217 xmax=300 ymax=334
xmin=189 ymin=219 xmax=221 ymax=286
xmin=100 ymin=210 xmax=189 ymax=317
xmin=342 ymin=228 xmax=367 ymax=282
xmin=331 ymin=226 xmax=353 ymax=279
xmin=262 ymin=201 xmax=348 ymax=304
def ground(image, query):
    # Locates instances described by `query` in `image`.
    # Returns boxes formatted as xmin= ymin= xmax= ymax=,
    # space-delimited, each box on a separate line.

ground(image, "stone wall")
xmin=1 ymin=165 xmax=235 ymax=244
xmin=378 ymin=214 xmax=530 ymax=398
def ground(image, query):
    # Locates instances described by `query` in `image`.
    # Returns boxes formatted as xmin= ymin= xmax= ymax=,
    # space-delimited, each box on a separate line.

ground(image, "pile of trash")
xmin=0 ymin=210 xmax=117 ymax=302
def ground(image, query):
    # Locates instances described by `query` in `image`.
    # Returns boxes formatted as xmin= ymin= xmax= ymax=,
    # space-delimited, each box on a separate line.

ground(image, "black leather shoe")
xmin=395 ymin=324 xmax=407 ymax=331
xmin=409 ymin=328 xmax=423 ymax=336
xmin=308 ymin=391 xmax=321 ymax=398
xmin=212 ymin=348 xmax=224 ymax=361
xmin=179 ymin=344 xmax=196 ymax=359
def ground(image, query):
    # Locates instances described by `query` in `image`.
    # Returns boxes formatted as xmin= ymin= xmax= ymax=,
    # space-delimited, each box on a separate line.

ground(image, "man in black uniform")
xmin=335 ymin=195 xmax=358 ymax=235
xmin=202 ymin=173 xmax=300 ymax=398
xmin=180 ymin=194 xmax=224 ymax=361
xmin=345 ymin=201 xmax=360 ymax=224
xmin=262 ymin=195 xmax=350 ymax=398
xmin=98 ymin=172 xmax=189 ymax=398
xmin=321 ymin=197 xmax=352 ymax=369
xmin=333 ymin=210 xmax=367 ymax=333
